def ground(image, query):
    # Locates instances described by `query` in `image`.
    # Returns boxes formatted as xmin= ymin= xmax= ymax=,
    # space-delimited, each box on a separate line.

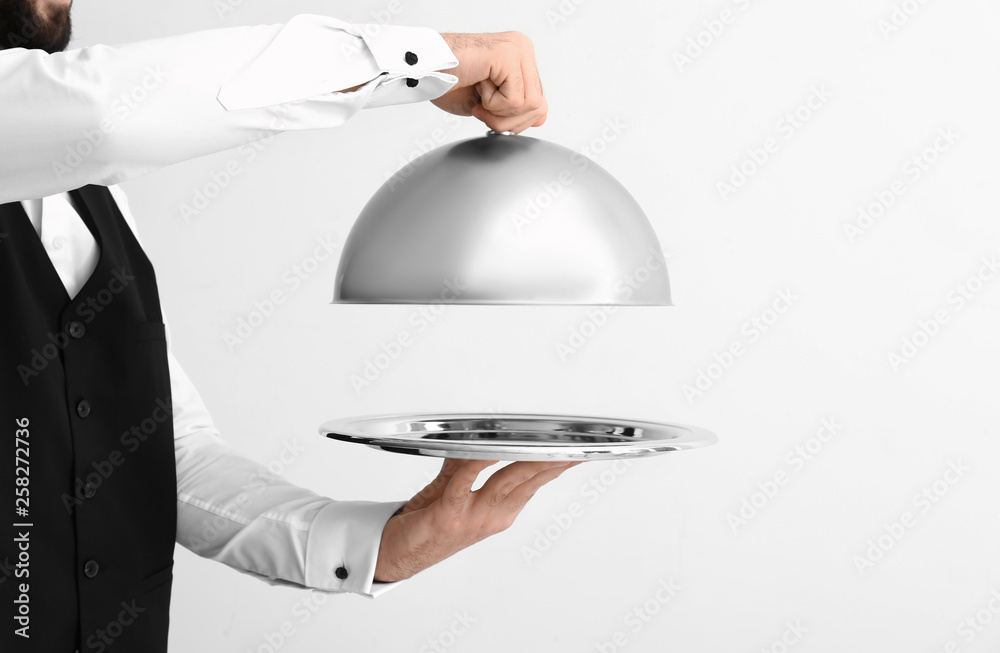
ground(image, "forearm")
xmin=2 ymin=24 xmax=290 ymax=201
xmin=167 ymin=347 xmax=404 ymax=596
xmin=175 ymin=434 xmax=402 ymax=595
xmin=0 ymin=15 xmax=457 ymax=202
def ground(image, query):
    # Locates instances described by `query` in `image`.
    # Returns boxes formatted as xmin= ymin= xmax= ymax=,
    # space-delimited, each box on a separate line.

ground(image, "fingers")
xmin=515 ymin=57 xmax=546 ymax=131
xmin=467 ymin=33 xmax=546 ymax=134
xmin=401 ymin=458 xmax=466 ymax=514
xmin=472 ymin=73 xmax=526 ymax=133
xmin=473 ymin=461 xmax=571 ymax=510
xmin=441 ymin=459 xmax=498 ymax=509
xmin=409 ymin=457 xmax=581 ymax=535
xmin=491 ymin=465 xmax=573 ymax=528
xmin=436 ymin=88 xmax=479 ymax=117
xmin=472 ymin=103 xmax=546 ymax=134
xmin=470 ymin=103 xmax=505 ymax=131
xmin=480 ymin=71 xmax=525 ymax=118
xmin=438 ymin=457 xmax=466 ymax=481
xmin=474 ymin=461 xmax=579 ymax=533
xmin=475 ymin=79 xmax=503 ymax=113
xmin=501 ymin=462 xmax=581 ymax=515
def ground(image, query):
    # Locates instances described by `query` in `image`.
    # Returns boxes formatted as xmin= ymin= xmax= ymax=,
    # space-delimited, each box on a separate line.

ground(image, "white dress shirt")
xmin=0 ymin=14 xmax=458 ymax=202
xmin=2 ymin=15 xmax=460 ymax=597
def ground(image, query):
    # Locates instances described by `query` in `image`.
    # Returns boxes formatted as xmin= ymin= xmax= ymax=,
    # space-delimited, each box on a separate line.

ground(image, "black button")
xmin=405 ymin=78 xmax=419 ymax=88
xmin=84 ymin=483 xmax=97 ymax=499
xmin=68 ymin=321 xmax=85 ymax=339
xmin=76 ymin=400 xmax=91 ymax=418
xmin=335 ymin=566 xmax=349 ymax=580
xmin=83 ymin=560 xmax=99 ymax=578
xmin=404 ymin=51 xmax=418 ymax=66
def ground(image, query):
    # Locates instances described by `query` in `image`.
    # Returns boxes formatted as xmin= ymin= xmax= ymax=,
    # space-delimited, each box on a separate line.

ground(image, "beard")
xmin=0 ymin=0 xmax=72 ymax=53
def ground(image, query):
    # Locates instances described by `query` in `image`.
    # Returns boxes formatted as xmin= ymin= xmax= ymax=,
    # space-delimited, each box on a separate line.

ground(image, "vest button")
xmin=335 ymin=566 xmax=349 ymax=580
xmin=84 ymin=483 xmax=97 ymax=499
xmin=83 ymin=560 xmax=100 ymax=578
xmin=76 ymin=400 xmax=91 ymax=418
xmin=68 ymin=321 xmax=85 ymax=339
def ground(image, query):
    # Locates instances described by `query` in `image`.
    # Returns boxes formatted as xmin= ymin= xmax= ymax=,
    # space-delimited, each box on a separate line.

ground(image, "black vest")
xmin=1 ymin=186 xmax=176 ymax=652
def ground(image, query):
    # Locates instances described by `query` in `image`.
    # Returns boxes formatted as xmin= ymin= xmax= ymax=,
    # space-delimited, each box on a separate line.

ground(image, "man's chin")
xmin=45 ymin=5 xmax=73 ymax=53
xmin=0 ymin=0 xmax=73 ymax=53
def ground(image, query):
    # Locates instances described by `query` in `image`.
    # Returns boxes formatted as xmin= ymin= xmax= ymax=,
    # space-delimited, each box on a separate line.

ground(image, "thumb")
xmin=470 ymin=103 xmax=504 ymax=132
xmin=476 ymin=79 xmax=499 ymax=108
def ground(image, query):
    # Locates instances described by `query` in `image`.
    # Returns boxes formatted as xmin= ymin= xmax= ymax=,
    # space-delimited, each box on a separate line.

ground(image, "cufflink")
xmin=404 ymin=51 xmax=418 ymax=66
xmin=406 ymin=78 xmax=419 ymax=88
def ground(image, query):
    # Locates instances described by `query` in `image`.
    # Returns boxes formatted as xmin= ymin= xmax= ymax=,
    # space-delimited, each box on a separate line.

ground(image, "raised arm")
xmin=0 ymin=15 xmax=456 ymax=202
xmin=1 ymin=16 xmax=549 ymax=203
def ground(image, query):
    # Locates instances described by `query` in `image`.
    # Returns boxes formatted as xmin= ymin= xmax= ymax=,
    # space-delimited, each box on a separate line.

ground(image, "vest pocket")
xmin=141 ymin=561 xmax=174 ymax=593
xmin=136 ymin=562 xmax=174 ymax=653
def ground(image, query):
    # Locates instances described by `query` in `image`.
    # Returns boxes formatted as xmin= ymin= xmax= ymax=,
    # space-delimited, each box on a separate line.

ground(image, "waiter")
xmin=0 ymin=1 xmax=576 ymax=651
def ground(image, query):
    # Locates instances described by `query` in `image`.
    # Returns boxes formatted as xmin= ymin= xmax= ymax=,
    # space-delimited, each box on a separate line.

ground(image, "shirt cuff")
xmin=356 ymin=23 xmax=458 ymax=108
xmin=217 ymin=14 xmax=457 ymax=112
xmin=304 ymin=499 xmax=407 ymax=598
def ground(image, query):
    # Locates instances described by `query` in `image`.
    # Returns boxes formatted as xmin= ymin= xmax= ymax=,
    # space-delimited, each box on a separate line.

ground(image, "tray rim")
xmin=318 ymin=412 xmax=717 ymax=460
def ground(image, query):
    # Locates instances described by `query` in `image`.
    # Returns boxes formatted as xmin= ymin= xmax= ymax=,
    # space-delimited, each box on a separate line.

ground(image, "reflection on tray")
xmin=418 ymin=431 xmax=635 ymax=443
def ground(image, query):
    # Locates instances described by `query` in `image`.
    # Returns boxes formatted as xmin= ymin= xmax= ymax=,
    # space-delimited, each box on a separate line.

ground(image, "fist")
xmin=433 ymin=32 xmax=548 ymax=134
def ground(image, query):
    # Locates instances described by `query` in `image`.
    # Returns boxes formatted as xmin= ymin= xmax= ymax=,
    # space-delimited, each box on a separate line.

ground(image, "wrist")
xmin=374 ymin=511 xmax=413 ymax=583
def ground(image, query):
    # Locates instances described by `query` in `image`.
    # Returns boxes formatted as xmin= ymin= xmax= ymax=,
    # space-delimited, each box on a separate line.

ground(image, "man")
xmin=0 ymin=1 xmax=577 ymax=651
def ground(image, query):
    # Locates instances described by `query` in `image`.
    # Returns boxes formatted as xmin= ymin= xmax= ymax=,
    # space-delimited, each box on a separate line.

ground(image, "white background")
xmin=69 ymin=0 xmax=1000 ymax=651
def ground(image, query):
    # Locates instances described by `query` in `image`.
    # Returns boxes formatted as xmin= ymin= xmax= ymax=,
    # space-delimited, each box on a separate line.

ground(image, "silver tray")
xmin=319 ymin=413 xmax=716 ymax=461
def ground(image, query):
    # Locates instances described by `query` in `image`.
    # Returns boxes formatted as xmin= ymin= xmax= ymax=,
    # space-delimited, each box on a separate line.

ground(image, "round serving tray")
xmin=319 ymin=413 xmax=716 ymax=462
